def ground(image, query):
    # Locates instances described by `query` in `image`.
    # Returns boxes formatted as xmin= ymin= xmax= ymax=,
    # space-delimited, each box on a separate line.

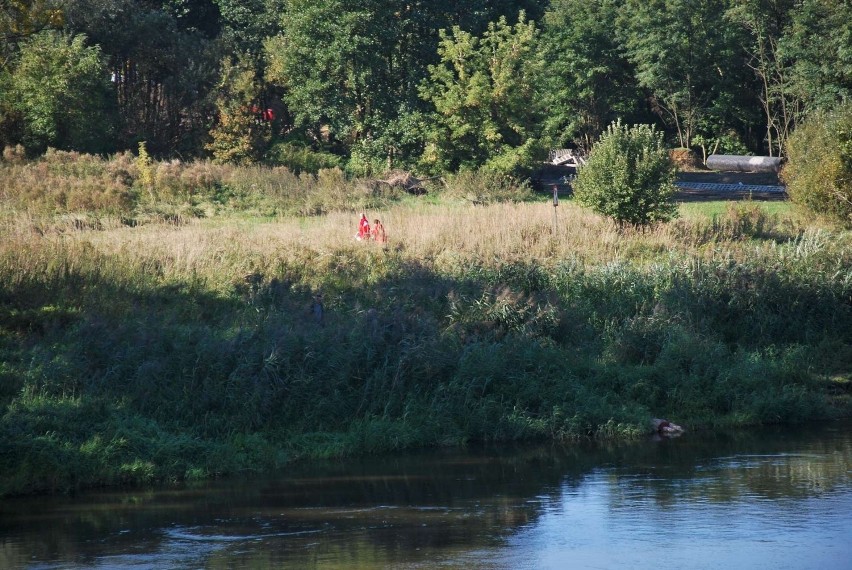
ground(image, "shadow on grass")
xmin=1 ymin=247 xmax=849 ymax=495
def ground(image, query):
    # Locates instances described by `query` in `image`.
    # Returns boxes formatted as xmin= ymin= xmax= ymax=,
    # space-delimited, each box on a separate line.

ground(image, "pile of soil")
xmin=669 ymin=148 xmax=701 ymax=171
xmin=381 ymin=170 xmax=419 ymax=188
xmin=377 ymin=170 xmax=433 ymax=194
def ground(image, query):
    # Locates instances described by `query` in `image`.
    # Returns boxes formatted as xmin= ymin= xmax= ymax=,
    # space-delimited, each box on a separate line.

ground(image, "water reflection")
xmin=1 ymin=421 xmax=851 ymax=569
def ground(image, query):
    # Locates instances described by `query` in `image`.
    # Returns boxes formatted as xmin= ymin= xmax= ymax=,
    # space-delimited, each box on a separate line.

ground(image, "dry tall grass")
xmin=2 ymin=149 xmax=821 ymax=271
xmin=0 ymin=202 xmax=648 ymax=280
xmin=30 ymin=198 xmax=812 ymax=276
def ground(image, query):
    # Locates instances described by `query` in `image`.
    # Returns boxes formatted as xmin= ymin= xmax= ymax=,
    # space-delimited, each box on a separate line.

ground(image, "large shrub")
xmin=4 ymin=31 xmax=114 ymax=154
xmin=573 ymin=121 xmax=678 ymax=226
xmin=782 ymin=103 xmax=852 ymax=226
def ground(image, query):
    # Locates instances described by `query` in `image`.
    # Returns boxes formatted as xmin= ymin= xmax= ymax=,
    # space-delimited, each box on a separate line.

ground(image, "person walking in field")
xmin=357 ymin=213 xmax=371 ymax=240
xmin=371 ymin=218 xmax=387 ymax=244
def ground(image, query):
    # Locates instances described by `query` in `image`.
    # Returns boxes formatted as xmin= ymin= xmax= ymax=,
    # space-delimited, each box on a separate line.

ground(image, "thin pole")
xmin=552 ymin=185 xmax=559 ymax=234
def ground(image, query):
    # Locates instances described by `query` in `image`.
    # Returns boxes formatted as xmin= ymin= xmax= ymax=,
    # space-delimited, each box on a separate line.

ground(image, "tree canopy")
xmin=0 ymin=0 xmax=849 ymax=173
xmin=419 ymin=14 xmax=545 ymax=173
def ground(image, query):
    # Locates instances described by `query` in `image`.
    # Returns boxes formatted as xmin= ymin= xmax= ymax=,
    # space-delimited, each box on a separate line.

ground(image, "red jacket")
xmin=372 ymin=222 xmax=386 ymax=243
xmin=358 ymin=215 xmax=371 ymax=239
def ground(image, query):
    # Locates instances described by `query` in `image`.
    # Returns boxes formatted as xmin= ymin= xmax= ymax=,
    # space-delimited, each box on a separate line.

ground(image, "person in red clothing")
xmin=371 ymin=218 xmax=387 ymax=244
xmin=357 ymin=213 xmax=371 ymax=240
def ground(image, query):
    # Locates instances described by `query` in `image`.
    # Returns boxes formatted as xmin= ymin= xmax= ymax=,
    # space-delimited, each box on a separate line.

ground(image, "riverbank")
xmin=1 ymin=159 xmax=850 ymax=496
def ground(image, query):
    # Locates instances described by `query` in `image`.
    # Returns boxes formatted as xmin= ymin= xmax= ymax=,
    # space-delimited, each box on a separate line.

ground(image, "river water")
xmin=2 ymin=421 xmax=851 ymax=569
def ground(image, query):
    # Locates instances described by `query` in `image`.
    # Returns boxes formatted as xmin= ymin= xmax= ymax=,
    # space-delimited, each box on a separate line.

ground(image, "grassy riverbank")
xmin=1 ymin=154 xmax=850 ymax=496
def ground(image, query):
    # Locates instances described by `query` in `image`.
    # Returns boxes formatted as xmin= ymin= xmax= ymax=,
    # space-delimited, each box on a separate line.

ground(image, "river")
xmin=2 ymin=421 xmax=851 ymax=569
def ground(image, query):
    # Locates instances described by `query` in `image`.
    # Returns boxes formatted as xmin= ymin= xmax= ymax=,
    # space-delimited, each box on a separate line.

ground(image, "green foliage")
xmin=206 ymin=55 xmax=271 ymax=165
xmin=161 ymin=0 xmax=222 ymax=38
xmin=264 ymin=1 xmax=549 ymax=167
xmin=419 ymin=13 xmax=546 ymax=174
xmin=692 ymin=131 xmax=751 ymax=164
xmin=264 ymin=0 xmax=399 ymax=144
xmin=346 ymin=136 xmax=393 ymax=178
xmin=1 ymin=0 xmax=850 ymax=166
xmin=540 ymin=0 xmax=646 ymax=150
xmin=724 ymin=0 xmax=799 ymax=157
xmin=216 ymin=0 xmax=286 ymax=54
xmin=782 ymin=103 xmax=852 ymax=225
xmin=4 ymin=30 xmax=113 ymax=154
xmin=264 ymin=142 xmax=341 ymax=174
xmin=0 ymin=0 xmax=850 ymax=166
xmin=0 ymin=1 xmax=64 ymax=66
xmin=781 ymin=0 xmax=852 ymax=111
xmin=345 ymin=106 xmax=430 ymax=176
xmin=573 ymin=121 xmax=678 ymax=226
xmin=0 ymin=72 xmax=21 ymax=151
xmin=617 ymin=0 xmax=750 ymax=149
xmin=62 ymin=0 xmax=219 ymax=155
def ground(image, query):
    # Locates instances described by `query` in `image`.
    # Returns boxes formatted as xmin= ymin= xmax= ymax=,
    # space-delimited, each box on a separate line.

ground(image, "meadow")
xmin=1 ymin=151 xmax=850 ymax=495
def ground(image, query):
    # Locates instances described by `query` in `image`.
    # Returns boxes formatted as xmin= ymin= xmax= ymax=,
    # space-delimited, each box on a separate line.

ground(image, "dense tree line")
xmin=1 ymin=0 xmax=849 ymax=173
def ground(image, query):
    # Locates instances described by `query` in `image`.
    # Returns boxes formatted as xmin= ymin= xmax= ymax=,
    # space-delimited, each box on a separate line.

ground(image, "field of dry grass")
xmin=1 ymin=190 xmax=812 ymax=270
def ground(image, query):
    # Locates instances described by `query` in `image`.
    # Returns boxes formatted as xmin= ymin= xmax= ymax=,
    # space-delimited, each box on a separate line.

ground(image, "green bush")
xmin=573 ymin=121 xmax=678 ymax=226
xmin=782 ymin=103 xmax=852 ymax=226
xmin=264 ymin=142 xmax=341 ymax=174
xmin=346 ymin=137 xmax=391 ymax=177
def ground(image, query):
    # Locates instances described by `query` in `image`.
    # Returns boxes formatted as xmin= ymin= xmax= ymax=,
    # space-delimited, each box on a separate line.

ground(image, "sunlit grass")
xmin=678 ymin=199 xmax=795 ymax=219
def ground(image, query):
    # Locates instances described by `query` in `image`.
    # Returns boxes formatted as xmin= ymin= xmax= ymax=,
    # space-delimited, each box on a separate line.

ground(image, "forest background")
xmin=2 ymin=0 xmax=850 ymax=172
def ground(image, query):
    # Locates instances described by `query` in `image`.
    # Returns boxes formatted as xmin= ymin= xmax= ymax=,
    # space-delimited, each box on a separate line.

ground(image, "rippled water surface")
xmin=2 ymin=421 xmax=851 ymax=569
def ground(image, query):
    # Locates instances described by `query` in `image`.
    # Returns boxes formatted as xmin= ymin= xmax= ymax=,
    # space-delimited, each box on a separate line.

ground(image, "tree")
xmin=618 ymin=0 xmax=747 ymax=149
xmin=265 ymin=1 xmax=550 ymax=170
xmin=265 ymin=0 xmax=401 ymax=147
xmin=419 ymin=13 xmax=546 ymax=173
xmin=781 ymin=0 xmax=852 ymax=113
xmin=163 ymin=0 xmax=221 ymax=38
xmin=726 ymin=0 xmax=800 ymax=157
xmin=4 ymin=30 xmax=114 ymax=153
xmin=573 ymin=121 xmax=678 ymax=227
xmin=206 ymin=55 xmax=271 ymax=164
xmin=438 ymin=0 xmax=549 ymax=33
xmin=0 ymin=0 xmax=65 ymax=148
xmin=539 ymin=0 xmax=646 ymax=151
xmin=63 ymin=0 xmax=220 ymax=155
xmin=1 ymin=0 xmax=63 ymax=62
xmin=214 ymin=0 xmax=285 ymax=55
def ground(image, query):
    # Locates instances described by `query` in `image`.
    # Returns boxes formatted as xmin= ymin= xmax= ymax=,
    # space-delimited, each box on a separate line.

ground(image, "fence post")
xmin=552 ymin=185 xmax=559 ymax=234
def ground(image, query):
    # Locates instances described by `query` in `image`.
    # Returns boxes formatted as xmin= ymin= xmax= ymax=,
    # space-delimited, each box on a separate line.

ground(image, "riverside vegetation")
xmin=1 ymin=151 xmax=851 ymax=496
